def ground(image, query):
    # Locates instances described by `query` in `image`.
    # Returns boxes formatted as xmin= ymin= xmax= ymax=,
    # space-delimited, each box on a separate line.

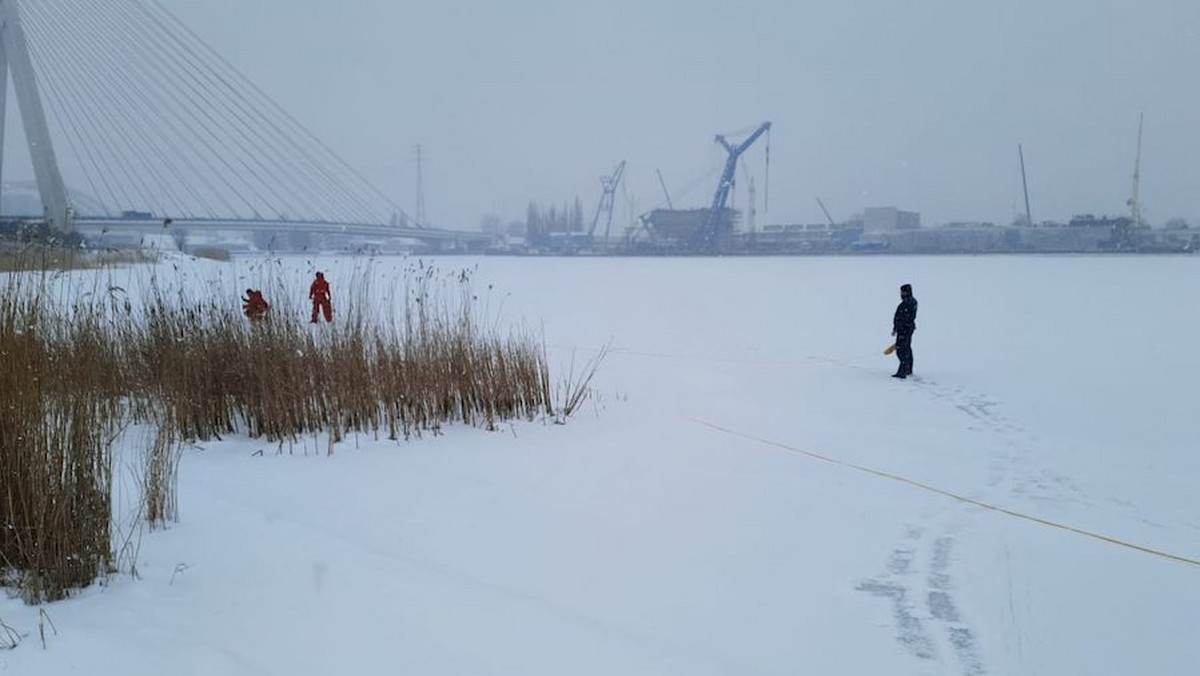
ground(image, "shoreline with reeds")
xmin=2 ymin=256 xmax=586 ymax=603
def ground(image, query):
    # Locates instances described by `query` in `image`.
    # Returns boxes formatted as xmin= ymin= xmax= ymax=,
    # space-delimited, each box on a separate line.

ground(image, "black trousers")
xmin=895 ymin=332 xmax=914 ymax=375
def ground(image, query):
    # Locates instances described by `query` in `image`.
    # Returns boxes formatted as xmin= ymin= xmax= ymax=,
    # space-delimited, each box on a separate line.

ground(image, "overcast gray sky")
xmin=8 ymin=0 xmax=1200 ymax=228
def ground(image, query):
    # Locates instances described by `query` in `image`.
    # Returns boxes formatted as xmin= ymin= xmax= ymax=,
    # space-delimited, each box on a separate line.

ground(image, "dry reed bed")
xmin=2 ymin=262 xmax=564 ymax=602
xmin=1 ymin=274 xmax=124 ymax=602
xmin=0 ymin=243 xmax=156 ymax=272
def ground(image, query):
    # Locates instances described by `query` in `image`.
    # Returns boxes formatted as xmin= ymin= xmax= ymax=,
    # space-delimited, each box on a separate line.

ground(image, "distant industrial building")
xmin=1067 ymin=214 xmax=1133 ymax=229
xmin=863 ymin=207 xmax=921 ymax=232
xmin=748 ymin=222 xmax=863 ymax=253
xmin=640 ymin=208 xmax=738 ymax=247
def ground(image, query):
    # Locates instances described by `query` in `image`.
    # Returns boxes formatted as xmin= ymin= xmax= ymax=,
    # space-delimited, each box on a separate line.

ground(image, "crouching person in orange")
xmin=309 ymin=272 xmax=333 ymax=323
xmin=242 ymin=288 xmax=269 ymax=322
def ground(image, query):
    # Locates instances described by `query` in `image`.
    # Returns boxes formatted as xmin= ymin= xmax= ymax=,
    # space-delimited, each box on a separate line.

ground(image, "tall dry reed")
xmin=0 ymin=271 xmax=123 ymax=603
xmin=2 ymin=257 xmax=577 ymax=602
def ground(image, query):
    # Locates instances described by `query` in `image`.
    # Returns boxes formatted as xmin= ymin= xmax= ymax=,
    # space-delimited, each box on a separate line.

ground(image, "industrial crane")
xmin=1128 ymin=113 xmax=1144 ymax=230
xmin=588 ymin=160 xmax=626 ymax=243
xmin=656 ymin=169 xmax=674 ymax=209
xmin=816 ymin=197 xmax=836 ymax=227
xmin=693 ymin=121 xmax=772 ymax=250
xmin=1115 ymin=113 xmax=1144 ymax=250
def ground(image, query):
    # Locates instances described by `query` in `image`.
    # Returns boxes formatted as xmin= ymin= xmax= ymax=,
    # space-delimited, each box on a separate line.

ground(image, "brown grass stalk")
xmin=3 ymin=259 xmax=587 ymax=602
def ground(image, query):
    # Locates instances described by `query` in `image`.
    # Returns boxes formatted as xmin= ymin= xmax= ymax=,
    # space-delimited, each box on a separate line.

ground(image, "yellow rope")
xmin=691 ymin=418 xmax=1200 ymax=569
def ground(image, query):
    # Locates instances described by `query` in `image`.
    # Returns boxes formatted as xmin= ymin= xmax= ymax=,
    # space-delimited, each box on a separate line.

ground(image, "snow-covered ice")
xmin=3 ymin=254 xmax=1198 ymax=675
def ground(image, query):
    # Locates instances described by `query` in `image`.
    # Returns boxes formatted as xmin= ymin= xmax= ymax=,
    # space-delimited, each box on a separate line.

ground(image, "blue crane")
xmin=693 ymin=121 xmax=772 ymax=250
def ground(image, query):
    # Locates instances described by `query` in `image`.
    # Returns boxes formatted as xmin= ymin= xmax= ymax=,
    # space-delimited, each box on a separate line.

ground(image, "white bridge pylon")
xmin=0 ymin=0 xmax=73 ymax=231
xmin=0 ymin=0 xmax=484 ymax=244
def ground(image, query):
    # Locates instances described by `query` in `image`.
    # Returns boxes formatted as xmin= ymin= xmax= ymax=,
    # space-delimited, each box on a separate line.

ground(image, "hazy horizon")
xmin=2 ymin=0 xmax=1197 ymax=229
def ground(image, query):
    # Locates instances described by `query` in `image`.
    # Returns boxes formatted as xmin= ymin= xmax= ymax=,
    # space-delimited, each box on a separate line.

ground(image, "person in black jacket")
xmin=892 ymin=283 xmax=918 ymax=378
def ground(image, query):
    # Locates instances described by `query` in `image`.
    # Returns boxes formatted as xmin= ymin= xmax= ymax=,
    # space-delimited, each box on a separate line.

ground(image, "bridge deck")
xmin=71 ymin=217 xmax=493 ymax=243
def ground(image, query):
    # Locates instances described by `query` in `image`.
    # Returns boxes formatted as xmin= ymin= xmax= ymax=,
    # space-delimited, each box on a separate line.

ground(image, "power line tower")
xmin=413 ymin=144 xmax=427 ymax=227
xmin=0 ymin=0 xmax=73 ymax=230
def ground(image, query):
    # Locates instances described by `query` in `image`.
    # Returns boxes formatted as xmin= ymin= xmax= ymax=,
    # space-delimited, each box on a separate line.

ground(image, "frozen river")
xmin=5 ymin=253 xmax=1199 ymax=675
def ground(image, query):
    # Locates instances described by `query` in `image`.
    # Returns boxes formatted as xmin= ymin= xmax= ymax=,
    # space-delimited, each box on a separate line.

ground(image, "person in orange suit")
xmin=309 ymin=272 xmax=332 ymax=323
xmin=242 ymin=288 xmax=269 ymax=321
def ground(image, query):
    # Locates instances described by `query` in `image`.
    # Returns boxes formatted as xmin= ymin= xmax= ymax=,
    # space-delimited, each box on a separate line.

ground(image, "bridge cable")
xmin=131 ymin=0 xmax=384 ymax=223
xmin=44 ymin=0 xmax=191 ymax=217
xmin=144 ymin=11 xmax=391 ymax=225
xmin=119 ymin=0 xmax=382 ymax=223
xmin=104 ymin=0 xmax=294 ymax=220
xmin=109 ymin=0 xmax=349 ymax=222
xmin=30 ymin=0 xmax=203 ymax=217
xmin=41 ymin=0 xmax=220 ymax=219
xmin=113 ymin=0 xmax=381 ymax=223
xmin=31 ymin=0 xmax=187 ymax=217
xmin=21 ymin=0 xmax=412 ymax=228
xmin=146 ymin=0 xmax=410 ymax=223
xmin=18 ymin=5 xmax=117 ymax=215
xmin=23 ymin=2 xmax=155 ymax=215
xmin=53 ymin=0 xmax=250 ymax=219
xmin=66 ymin=0 xmax=280 ymax=219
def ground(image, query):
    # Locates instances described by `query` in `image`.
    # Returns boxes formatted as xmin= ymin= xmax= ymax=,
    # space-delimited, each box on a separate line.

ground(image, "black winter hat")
xmin=900 ymin=283 xmax=913 ymax=294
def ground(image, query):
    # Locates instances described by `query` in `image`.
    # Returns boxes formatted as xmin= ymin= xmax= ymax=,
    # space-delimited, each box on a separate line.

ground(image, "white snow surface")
xmin=3 ymin=254 xmax=1199 ymax=675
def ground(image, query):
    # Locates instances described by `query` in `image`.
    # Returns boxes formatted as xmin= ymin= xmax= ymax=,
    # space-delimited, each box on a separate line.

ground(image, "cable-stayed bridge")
xmin=0 ymin=0 xmax=490 ymax=250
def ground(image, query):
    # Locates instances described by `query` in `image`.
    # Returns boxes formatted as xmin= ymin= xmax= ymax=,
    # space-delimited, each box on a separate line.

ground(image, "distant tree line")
xmin=477 ymin=198 xmax=587 ymax=239
xmin=526 ymin=198 xmax=584 ymax=238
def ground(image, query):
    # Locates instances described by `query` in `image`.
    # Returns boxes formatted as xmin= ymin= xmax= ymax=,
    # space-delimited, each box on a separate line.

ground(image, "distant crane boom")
xmin=695 ymin=121 xmax=772 ymax=250
xmin=588 ymin=160 xmax=626 ymax=240
xmin=1019 ymin=144 xmax=1033 ymax=227
xmin=1129 ymin=113 xmax=1144 ymax=229
xmin=656 ymin=169 xmax=674 ymax=210
xmin=816 ymin=197 xmax=836 ymax=227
